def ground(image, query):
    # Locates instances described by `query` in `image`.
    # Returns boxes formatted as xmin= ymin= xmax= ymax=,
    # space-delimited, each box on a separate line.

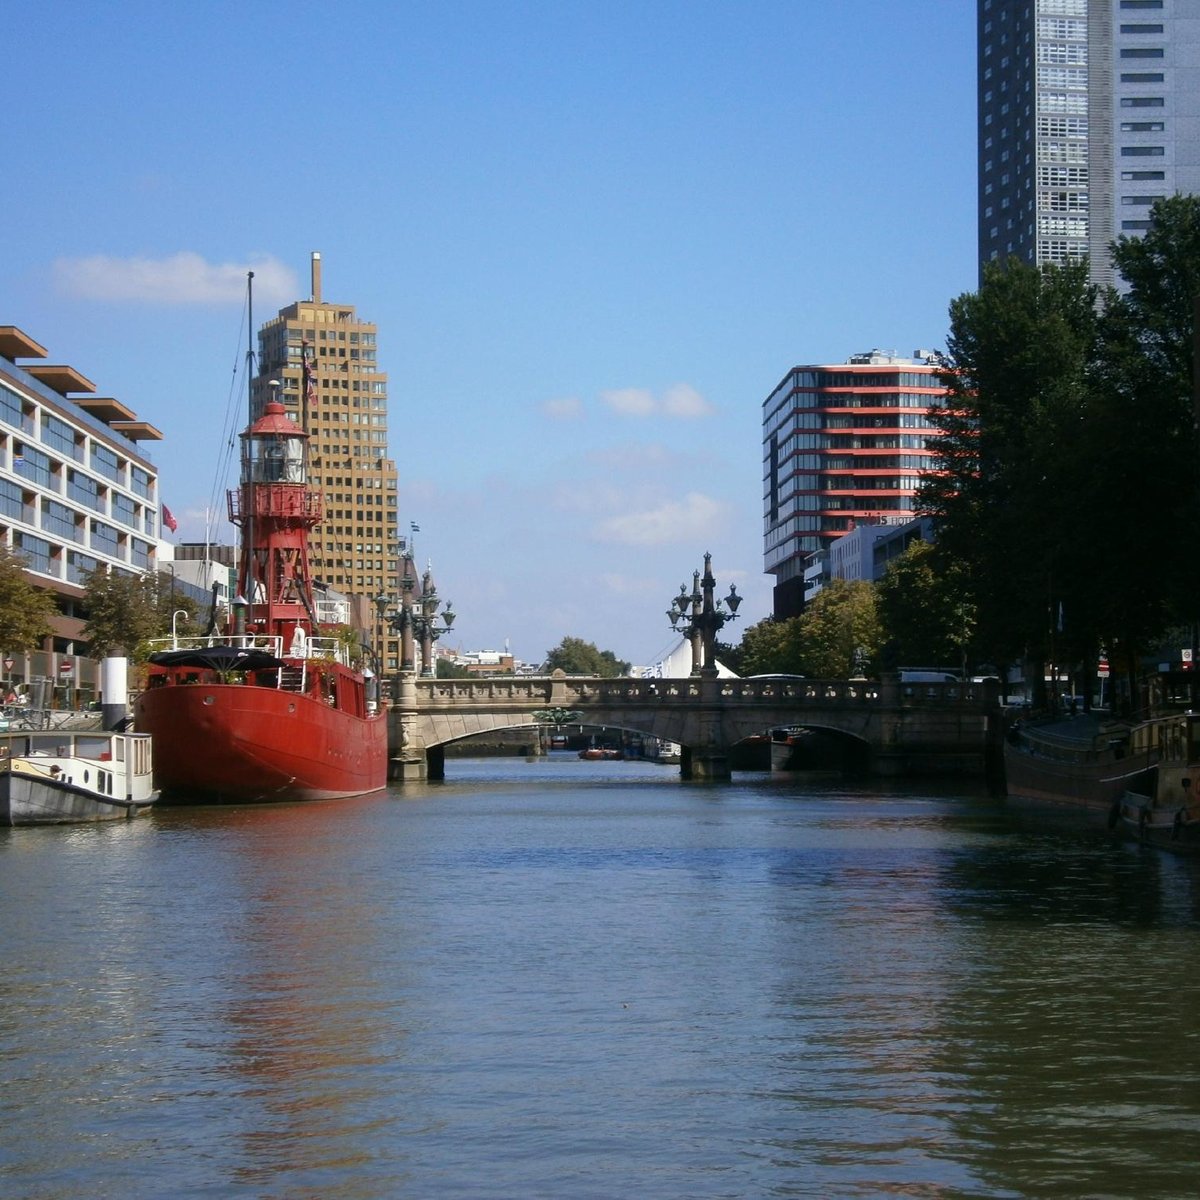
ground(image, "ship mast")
xmin=229 ymin=273 xmax=322 ymax=640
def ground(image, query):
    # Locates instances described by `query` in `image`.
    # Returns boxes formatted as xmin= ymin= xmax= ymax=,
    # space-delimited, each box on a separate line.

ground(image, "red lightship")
xmin=136 ymin=359 xmax=387 ymax=804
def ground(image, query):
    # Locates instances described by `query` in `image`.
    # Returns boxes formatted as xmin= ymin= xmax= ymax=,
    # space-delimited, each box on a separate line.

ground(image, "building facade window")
xmin=90 ymin=443 xmax=123 ymax=485
xmin=15 ymin=532 xmax=53 ymax=575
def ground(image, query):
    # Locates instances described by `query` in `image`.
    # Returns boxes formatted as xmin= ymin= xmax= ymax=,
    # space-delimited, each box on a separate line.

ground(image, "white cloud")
xmin=601 ymin=387 xmax=656 ymax=416
xmin=541 ymin=396 xmax=584 ymax=420
xmin=593 ymin=491 xmax=726 ymax=546
xmin=599 ymin=383 xmax=713 ymax=419
xmin=662 ymin=383 xmax=714 ymax=418
xmin=52 ymin=251 xmax=298 ymax=306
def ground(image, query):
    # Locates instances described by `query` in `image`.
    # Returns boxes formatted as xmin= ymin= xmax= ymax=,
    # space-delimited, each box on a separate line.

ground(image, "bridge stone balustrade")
xmin=386 ymin=670 xmax=1004 ymax=782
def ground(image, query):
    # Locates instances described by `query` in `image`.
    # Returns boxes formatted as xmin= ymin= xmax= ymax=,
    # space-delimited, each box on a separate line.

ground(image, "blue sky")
xmin=4 ymin=1 xmax=978 ymax=667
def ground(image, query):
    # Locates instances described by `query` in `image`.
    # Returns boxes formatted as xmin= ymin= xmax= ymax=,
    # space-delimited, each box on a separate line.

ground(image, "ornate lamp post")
xmin=378 ymin=546 xmax=455 ymax=677
xmin=411 ymin=565 xmax=456 ymax=677
xmin=667 ymin=551 xmax=741 ymax=677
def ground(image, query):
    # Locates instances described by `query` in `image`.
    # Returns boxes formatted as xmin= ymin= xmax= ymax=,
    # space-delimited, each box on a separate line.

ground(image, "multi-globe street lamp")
xmin=667 ymin=551 xmax=741 ymax=676
xmin=375 ymin=544 xmax=455 ymax=678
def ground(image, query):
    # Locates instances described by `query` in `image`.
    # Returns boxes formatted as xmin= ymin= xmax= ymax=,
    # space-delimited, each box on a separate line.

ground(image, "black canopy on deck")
xmin=147 ymin=646 xmax=287 ymax=672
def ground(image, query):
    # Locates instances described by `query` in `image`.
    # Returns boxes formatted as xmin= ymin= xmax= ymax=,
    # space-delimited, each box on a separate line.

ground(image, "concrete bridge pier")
xmin=679 ymin=689 xmax=732 ymax=781
xmin=680 ymin=745 xmax=731 ymax=781
xmin=388 ymin=671 xmax=430 ymax=782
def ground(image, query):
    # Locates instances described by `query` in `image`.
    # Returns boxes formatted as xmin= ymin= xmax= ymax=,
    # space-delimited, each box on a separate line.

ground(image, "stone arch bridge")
xmin=387 ymin=671 xmax=1003 ymax=782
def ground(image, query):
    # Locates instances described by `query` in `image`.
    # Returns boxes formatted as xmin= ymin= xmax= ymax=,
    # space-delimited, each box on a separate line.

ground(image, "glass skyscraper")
xmin=978 ymin=0 xmax=1200 ymax=288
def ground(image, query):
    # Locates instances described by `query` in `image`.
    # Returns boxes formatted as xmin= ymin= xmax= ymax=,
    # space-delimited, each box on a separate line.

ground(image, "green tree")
xmin=735 ymin=616 xmax=805 ymax=676
xmin=797 ymin=579 xmax=882 ymax=678
xmin=875 ymin=541 xmax=976 ymax=674
xmin=1087 ymin=195 xmax=1200 ymax=681
xmin=0 ymin=545 xmax=58 ymax=654
xmin=436 ymin=657 xmax=473 ymax=679
xmin=543 ymin=636 xmax=630 ymax=676
xmin=919 ymin=258 xmax=1100 ymax=705
xmin=82 ymin=568 xmax=168 ymax=657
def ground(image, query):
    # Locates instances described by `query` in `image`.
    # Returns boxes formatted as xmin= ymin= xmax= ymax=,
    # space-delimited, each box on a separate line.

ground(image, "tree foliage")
xmin=736 ymin=617 xmax=806 ymax=676
xmin=875 ymin=541 xmax=976 ymax=673
xmin=543 ymin=636 xmax=630 ymax=677
xmin=0 ymin=545 xmax=58 ymax=652
xmin=82 ymin=568 xmax=198 ymax=657
xmin=917 ymin=196 xmax=1200 ymax=702
xmin=797 ymin=579 xmax=882 ymax=678
xmin=919 ymin=257 xmax=1100 ymax=700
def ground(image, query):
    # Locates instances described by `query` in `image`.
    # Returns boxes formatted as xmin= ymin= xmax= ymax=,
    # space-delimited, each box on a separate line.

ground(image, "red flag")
xmin=162 ymin=504 xmax=178 ymax=533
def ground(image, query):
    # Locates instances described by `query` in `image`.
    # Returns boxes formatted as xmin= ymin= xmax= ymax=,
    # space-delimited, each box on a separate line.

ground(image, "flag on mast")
xmin=302 ymin=340 xmax=318 ymax=409
xmin=162 ymin=504 xmax=178 ymax=533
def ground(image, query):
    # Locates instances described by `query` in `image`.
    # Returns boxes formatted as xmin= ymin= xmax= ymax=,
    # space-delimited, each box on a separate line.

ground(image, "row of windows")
xmin=1038 ymin=115 xmax=1088 ymax=138
xmin=812 ymin=392 xmax=940 ymax=410
xmin=1038 ymin=66 xmax=1087 ymax=88
xmin=1 ymin=384 xmax=155 ymax=503
xmin=1037 ymin=18 xmax=1085 ymax=40
xmin=8 ymin=449 xmax=157 ymax=535
xmin=826 ymin=435 xmax=931 ymax=451
xmin=10 ymin=525 xmax=152 ymax=581
xmin=785 ymin=370 xmax=939 ymax=390
xmin=1040 ymin=93 xmax=1088 ymax=114
xmin=278 ymin=328 xmax=377 ymax=345
xmin=1037 ymin=43 xmax=1086 ymax=66
xmin=821 ymin=477 xmax=925 ymax=492
xmin=823 ymin=414 xmax=936 ymax=431
xmin=1038 ymin=215 xmax=1088 ymax=236
xmin=1045 ymin=191 xmax=1087 ymax=212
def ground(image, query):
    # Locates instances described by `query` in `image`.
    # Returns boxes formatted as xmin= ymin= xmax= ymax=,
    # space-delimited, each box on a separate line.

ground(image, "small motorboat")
xmin=0 ymin=730 xmax=157 ymax=826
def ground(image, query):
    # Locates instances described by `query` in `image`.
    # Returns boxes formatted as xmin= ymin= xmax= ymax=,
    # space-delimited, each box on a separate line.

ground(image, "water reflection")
xmin=2 ymin=764 xmax=1200 ymax=1198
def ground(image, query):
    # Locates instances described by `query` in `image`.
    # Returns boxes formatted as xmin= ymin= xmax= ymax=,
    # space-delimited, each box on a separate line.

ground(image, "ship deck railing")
xmin=146 ymin=633 xmax=350 ymax=666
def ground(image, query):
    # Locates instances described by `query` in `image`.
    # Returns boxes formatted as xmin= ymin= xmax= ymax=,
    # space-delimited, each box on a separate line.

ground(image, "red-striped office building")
xmin=762 ymin=350 xmax=947 ymax=618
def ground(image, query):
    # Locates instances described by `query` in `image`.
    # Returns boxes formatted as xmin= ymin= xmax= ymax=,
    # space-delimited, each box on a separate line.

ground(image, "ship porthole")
xmin=203 ymin=696 xmax=215 ymax=705
xmin=288 ymin=702 xmax=296 ymax=712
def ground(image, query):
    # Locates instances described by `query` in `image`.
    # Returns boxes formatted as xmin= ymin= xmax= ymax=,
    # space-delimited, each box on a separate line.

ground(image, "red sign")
xmin=58 ymin=660 xmax=73 ymax=675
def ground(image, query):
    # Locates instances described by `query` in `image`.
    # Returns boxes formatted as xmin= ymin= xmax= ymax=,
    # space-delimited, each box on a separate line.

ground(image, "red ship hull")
xmin=135 ymin=680 xmax=388 ymax=804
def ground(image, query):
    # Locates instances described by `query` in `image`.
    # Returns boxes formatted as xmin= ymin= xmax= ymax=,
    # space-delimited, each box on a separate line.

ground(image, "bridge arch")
xmin=387 ymin=672 xmax=1001 ymax=782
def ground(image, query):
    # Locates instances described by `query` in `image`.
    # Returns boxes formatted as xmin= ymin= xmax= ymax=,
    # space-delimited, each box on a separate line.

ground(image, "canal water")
xmin=3 ymin=755 xmax=1200 ymax=1199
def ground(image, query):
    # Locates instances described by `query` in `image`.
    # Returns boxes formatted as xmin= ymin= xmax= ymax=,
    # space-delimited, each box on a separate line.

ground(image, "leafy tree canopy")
xmin=82 ymin=568 xmax=198 ymax=658
xmin=915 ymin=196 xmax=1200 ymax=699
xmin=797 ymin=579 xmax=882 ymax=678
xmin=544 ymin=636 xmax=630 ymax=677
xmin=875 ymin=541 xmax=976 ymax=674
xmin=736 ymin=616 xmax=805 ymax=676
xmin=0 ymin=545 xmax=58 ymax=653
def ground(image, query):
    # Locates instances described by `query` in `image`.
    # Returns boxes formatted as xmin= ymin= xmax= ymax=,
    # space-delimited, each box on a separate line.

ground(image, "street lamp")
xmin=667 ymin=552 xmax=741 ymax=676
xmin=379 ymin=545 xmax=456 ymax=676
xmin=171 ymin=608 xmax=189 ymax=649
xmin=411 ymin=565 xmax=456 ymax=677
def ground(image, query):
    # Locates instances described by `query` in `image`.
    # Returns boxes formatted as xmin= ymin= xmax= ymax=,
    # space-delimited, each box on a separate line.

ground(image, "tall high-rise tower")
xmin=978 ymin=0 xmax=1200 ymax=289
xmin=253 ymin=253 xmax=400 ymax=667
